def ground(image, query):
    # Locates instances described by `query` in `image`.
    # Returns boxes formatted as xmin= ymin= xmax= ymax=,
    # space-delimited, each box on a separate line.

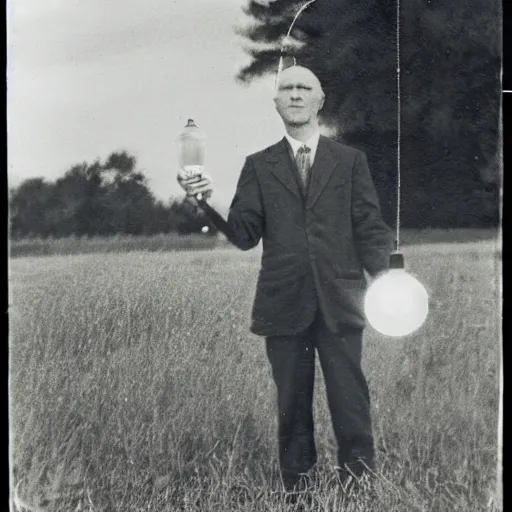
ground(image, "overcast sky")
xmin=7 ymin=0 xmax=287 ymax=210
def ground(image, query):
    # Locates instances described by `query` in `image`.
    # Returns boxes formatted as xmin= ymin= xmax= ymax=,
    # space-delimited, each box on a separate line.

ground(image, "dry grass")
xmin=9 ymin=233 xmax=224 ymax=258
xmin=9 ymin=239 xmax=501 ymax=511
xmin=8 ymin=228 xmax=498 ymax=259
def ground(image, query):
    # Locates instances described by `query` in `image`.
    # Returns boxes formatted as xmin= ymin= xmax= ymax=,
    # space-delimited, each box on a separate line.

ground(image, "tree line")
xmin=237 ymin=0 xmax=500 ymax=228
xmin=9 ymin=152 xmax=217 ymax=239
xmin=9 ymin=0 xmax=500 ymax=237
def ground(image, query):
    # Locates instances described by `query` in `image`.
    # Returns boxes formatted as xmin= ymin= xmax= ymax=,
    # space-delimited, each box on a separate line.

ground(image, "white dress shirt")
xmin=285 ymin=131 xmax=321 ymax=166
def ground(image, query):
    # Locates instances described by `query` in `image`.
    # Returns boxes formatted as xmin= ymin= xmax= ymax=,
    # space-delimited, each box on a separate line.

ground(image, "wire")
xmin=273 ymin=0 xmax=318 ymax=94
xmin=285 ymin=0 xmax=317 ymax=48
xmin=396 ymin=0 xmax=401 ymax=252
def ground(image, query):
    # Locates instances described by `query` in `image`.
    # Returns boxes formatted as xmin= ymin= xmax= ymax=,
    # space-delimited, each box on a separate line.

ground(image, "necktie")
xmin=295 ymin=145 xmax=311 ymax=187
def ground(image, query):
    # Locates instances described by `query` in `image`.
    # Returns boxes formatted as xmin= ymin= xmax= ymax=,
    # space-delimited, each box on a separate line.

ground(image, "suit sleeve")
xmin=200 ymin=157 xmax=265 ymax=251
xmin=351 ymin=150 xmax=394 ymax=276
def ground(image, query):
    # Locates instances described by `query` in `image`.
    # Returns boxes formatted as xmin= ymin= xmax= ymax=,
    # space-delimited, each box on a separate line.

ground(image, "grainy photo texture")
xmin=8 ymin=1 xmax=502 ymax=511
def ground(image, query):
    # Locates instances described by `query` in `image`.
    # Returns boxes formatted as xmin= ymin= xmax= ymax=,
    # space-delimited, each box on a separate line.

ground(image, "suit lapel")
xmin=305 ymin=136 xmax=338 ymax=209
xmin=266 ymin=138 xmax=302 ymax=200
xmin=265 ymin=136 xmax=339 ymax=206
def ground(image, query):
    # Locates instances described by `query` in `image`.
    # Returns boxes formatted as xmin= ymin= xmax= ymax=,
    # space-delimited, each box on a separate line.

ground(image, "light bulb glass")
xmin=177 ymin=119 xmax=206 ymax=171
xmin=364 ymin=269 xmax=429 ymax=337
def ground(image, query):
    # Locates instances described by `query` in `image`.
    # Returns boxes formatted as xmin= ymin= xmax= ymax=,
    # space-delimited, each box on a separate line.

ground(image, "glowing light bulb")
xmin=364 ymin=253 xmax=429 ymax=337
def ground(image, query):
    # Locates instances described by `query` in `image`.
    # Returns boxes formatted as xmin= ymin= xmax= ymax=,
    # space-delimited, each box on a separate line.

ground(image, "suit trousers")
xmin=265 ymin=309 xmax=375 ymax=490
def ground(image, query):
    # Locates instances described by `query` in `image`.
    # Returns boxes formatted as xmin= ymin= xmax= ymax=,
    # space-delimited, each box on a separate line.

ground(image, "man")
xmin=178 ymin=65 xmax=394 ymax=493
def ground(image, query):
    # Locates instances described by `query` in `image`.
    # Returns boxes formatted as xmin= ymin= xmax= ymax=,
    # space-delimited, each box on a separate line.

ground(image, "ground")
xmin=9 ymin=236 xmax=501 ymax=511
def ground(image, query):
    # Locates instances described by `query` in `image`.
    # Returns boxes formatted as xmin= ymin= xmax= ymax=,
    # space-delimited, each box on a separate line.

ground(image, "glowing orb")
xmin=201 ymin=226 xmax=209 ymax=234
xmin=364 ymin=255 xmax=429 ymax=337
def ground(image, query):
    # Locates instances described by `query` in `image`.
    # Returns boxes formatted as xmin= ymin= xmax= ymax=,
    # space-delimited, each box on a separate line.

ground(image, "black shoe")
xmin=281 ymin=472 xmax=314 ymax=507
xmin=338 ymin=459 xmax=373 ymax=482
xmin=282 ymin=472 xmax=312 ymax=492
xmin=336 ymin=466 xmax=376 ymax=499
xmin=283 ymin=489 xmax=313 ymax=508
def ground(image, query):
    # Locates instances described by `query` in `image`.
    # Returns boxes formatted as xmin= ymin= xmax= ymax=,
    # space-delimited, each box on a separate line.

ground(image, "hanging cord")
xmin=494 ymin=69 xmax=503 ymax=512
xmin=274 ymin=0 xmax=402 ymax=253
xmin=274 ymin=0 xmax=318 ymax=95
xmin=396 ymin=0 xmax=401 ymax=252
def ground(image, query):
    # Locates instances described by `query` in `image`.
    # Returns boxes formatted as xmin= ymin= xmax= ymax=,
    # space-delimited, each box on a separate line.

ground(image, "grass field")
xmin=9 ymin=233 xmax=220 ymax=258
xmin=9 ymin=238 xmax=501 ymax=511
xmin=9 ymin=228 xmax=499 ymax=258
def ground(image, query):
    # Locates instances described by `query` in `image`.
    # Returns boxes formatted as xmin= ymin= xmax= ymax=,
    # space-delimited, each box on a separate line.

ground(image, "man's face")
xmin=274 ymin=66 xmax=325 ymax=127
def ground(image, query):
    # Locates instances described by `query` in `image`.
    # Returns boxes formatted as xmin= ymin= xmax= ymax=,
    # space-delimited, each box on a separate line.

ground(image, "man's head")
xmin=274 ymin=65 xmax=325 ymax=128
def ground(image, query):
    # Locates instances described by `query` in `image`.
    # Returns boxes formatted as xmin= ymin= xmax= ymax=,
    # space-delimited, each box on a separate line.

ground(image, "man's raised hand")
xmin=177 ymin=170 xmax=214 ymax=201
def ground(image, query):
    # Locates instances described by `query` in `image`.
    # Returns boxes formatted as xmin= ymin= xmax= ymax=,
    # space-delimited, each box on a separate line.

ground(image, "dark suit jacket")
xmin=200 ymin=135 xmax=394 ymax=336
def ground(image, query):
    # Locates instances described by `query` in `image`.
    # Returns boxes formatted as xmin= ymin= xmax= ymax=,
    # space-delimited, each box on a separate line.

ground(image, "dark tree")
xmin=237 ymin=0 xmax=500 ymax=228
xmin=9 ymin=178 xmax=55 ymax=237
xmin=9 ymin=151 xmax=216 ymax=239
xmin=50 ymin=161 xmax=109 ymax=236
xmin=100 ymin=152 xmax=156 ymax=235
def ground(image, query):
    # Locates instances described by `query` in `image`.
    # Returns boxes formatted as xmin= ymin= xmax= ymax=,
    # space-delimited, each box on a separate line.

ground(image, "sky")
xmin=7 ymin=0 xmax=287 ymax=212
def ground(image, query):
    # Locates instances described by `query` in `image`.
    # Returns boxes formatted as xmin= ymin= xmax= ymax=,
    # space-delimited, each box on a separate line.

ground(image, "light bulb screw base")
xmin=389 ymin=252 xmax=404 ymax=269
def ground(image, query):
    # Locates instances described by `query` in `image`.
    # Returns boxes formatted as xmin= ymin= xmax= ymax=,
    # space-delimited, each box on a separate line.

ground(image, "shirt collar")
xmin=285 ymin=131 xmax=321 ymax=161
